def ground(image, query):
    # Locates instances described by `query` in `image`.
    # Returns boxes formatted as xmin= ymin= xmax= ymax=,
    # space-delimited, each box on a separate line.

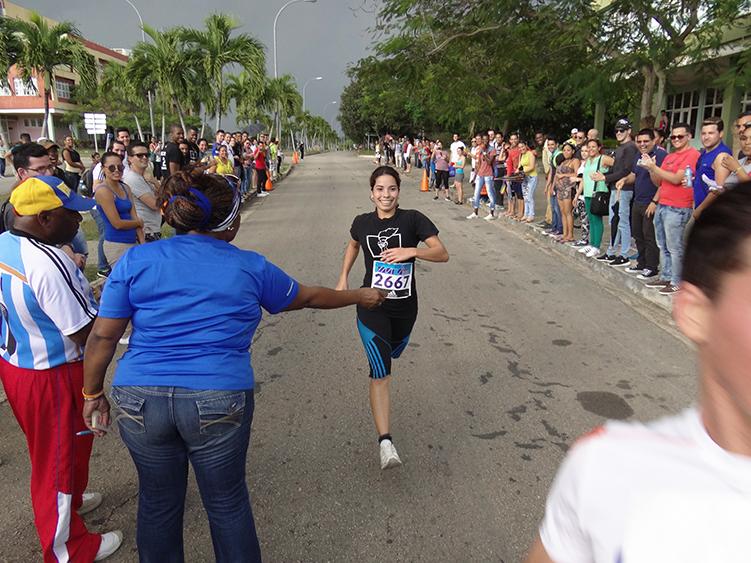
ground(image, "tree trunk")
xmin=215 ymin=83 xmax=222 ymax=131
xmin=42 ymin=80 xmax=51 ymax=140
xmin=147 ymin=90 xmax=156 ymax=140
xmin=175 ymin=98 xmax=187 ymax=135
xmin=640 ymin=64 xmax=657 ymax=122
xmin=134 ymin=114 xmax=144 ymax=141
xmin=651 ymin=63 xmax=667 ymax=118
xmin=161 ymin=100 xmax=166 ymax=144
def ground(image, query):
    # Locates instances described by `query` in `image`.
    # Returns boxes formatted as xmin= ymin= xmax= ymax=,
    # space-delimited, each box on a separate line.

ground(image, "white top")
xmin=405 ymin=143 xmax=413 ymax=157
xmin=540 ymin=407 xmax=751 ymax=563
xmin=470 ymin=145 xmax=480 ymax=169
xmin=450 ymin=140 xmax=466 ymax=163
xmin=123 ymin=169 xmax=161 ymax=235
xmin=723 ymin=156 xmax=750 ymax=189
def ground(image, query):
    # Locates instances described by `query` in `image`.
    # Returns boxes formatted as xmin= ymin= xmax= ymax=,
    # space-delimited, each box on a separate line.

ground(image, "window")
xmin=703 ymin=88 xmax=723 ymax=120
xmin=666 ymin=90 xmax=700 ymax=131
xmin=13 ymin=77 xmax=38 ymax=96
xmin=23 ymin=118 xmax=44 ymax=128
xmin=742 ymin=90 xmax=751 ymax=113
xmin=55 ymin=78 xmax=73 ymax=101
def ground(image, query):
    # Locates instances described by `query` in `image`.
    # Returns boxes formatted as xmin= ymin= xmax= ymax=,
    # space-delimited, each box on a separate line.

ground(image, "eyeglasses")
xmin=669 ymin=134 xmax=687 ymax=141
xmin=615 ymin=129 xmax=627 ymax=133
xmin=106 ymin=164 xmax=125 ymax=173
xmin=26 ymin=164 xmax=56 ymax=174
xmin=131 ymin=152 xmax=149 ymax=159
xmin=636 ymin=140 xmax=651 ymax=144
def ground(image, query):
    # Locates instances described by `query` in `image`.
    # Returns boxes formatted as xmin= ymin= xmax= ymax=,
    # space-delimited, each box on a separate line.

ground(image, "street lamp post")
xmin=272 ymin=0 xmax=317 ymax=144
xmin=302 ymin=76 xmax=323 ymax=113
xmin=123 ymin=0 xmax=155 ymax=140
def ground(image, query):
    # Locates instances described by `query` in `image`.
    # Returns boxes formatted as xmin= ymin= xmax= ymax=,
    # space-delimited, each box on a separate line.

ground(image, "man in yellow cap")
xmin=0 ymin=175 xmax=123 ymax=561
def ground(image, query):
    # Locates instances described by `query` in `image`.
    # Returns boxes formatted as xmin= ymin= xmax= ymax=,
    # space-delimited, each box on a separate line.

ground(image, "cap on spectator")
xmin=10 ymin=176 xmax=96 ymax=216
xmin=615 ymin=118 xmax=632 ymax=131
xmin=39 ymin=139 xmax=59 ymax=150
xmin=570 ymin=128 xmax=579 ymax=135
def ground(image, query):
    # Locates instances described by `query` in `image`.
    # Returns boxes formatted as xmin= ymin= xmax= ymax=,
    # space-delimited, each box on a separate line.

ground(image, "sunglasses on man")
xmin=669 ymin=134 xmax=687 ymax=141
xmin=131 ymin=152 xmax=149 ymax=159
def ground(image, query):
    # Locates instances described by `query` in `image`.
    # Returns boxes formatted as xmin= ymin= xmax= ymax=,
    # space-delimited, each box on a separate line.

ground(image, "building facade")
xmin=0 ymin=1 xmax=128 ymax=143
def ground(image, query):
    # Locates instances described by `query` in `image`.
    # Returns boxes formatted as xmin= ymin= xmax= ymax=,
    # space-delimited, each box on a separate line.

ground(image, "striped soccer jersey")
xmin=0 ymin=232 xmax=97 ymax=369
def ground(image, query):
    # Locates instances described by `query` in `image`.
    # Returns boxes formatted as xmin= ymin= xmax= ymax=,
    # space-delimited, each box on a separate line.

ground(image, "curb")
xmin=484 ymin=211 xmax=673 ymax=313
xmin=89 ymin=164 xmax=298 ymax=293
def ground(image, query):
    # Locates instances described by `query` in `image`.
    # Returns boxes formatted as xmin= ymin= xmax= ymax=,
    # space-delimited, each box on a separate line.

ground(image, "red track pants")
xmin=1 ymin=359 xmax=102 ymax=562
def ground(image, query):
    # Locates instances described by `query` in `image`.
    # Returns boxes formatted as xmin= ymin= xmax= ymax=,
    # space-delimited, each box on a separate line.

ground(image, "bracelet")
xmin=82 ymin=387 xmax=105 ymax=400
xmin=651 ymin=200 xmax=658 ymax=204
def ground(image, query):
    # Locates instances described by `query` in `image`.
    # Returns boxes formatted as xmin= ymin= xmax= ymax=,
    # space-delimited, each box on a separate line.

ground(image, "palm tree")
xmin=99 ymin=63 xmax=148 ymax=139
xmin=179 ymin=14 xmax=265 ymax=131
xmin=227 ymin=71 xmax=263 ymax=127
xmin=257 ymin=75 xmax=302 ymax=143
xmin=8 ymin=11 xmax=96 ymax=139
xmin=128 ymin=25 xmax=197 ymax=140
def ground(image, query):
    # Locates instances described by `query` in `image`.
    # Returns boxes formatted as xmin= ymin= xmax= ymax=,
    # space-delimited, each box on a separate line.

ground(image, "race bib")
xmin=371 ymin=261 xmax=413 ymax=299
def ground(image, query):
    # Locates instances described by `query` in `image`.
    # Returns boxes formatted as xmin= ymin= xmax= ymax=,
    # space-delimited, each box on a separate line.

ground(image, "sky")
xmin=14 ymin=0 xmax=378 ymax=133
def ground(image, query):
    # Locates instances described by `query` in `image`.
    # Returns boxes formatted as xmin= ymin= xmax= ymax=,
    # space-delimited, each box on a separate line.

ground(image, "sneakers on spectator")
xmin=379 ymin=439 xmax=402 ymax=470
xmin=624 ymin=266 xmax=641 ymax=274
xmin=572 ymin=241 xmax=588 ymax=248
xmin=609 ymin=256 xmax=630 ymax=267
xmin=96 ymin=269 xmax=110 ymax=279
xmin=659 ymin=283 xmax=680 ymax=295
xmin=95 ymin=530 xmax=124 ymax=561
xmin=596 ymin=254 xmax=615 ymax=261
xmin=466 ymin=212 xmax=478 ymax=220
xmin=577 ymin=244 xmax=592 ymax=253
xmin=645 ymin=279 xmax=670 ymax=288
xmin=484 ymin=213 xmax=496 ymax=221
xmin=257 ymin=192 xmax=269 ymax=197
xmin=585 ymin=247 xmax=600 ymax=258
xmin=637 ymin=269 xmax=658 ymax=280
xmin=78 ymin=492 xmax=103 ymax=516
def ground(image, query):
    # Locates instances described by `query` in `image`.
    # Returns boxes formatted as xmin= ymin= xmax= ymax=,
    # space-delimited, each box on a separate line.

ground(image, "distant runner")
xmin=337 ymin=166 xmax=449 ymax=469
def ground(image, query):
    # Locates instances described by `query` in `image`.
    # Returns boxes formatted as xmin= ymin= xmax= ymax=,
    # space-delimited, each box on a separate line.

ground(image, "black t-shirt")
xmin=350 ymin=208 xmax=438 ymax=314
xmin=160 ymin=142 xmax=183 ymax=176
xmin=187 ymin=141 xmax=200 ymax=165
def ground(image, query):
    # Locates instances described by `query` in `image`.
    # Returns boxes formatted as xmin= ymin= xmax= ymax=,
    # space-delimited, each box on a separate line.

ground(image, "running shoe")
xmin=96 ymin=269 xmax=110 ymax=279
xmin=577 ymin=244 xmax=592 ymax=253
xmin=645 ymin=279 xmax=670 ymax=288
xmin=444 ymin=197 xmax=452 ymax=202
xmin=484 ymin=213 xmax=496 ymax=221
xmin=95 ymin=531 xmax=124 ymax=561
xmin=659 ymin=283 xmax=680 ymax=295
xmin=585 ymin=247 xmax=600 ymax=258
xmin=433 ymin=195 xmax=439 ymax=200
xmin=637 ymin=269 xmax=658 ymax=280
xmin=257 ymin=192 xmax=269 ymax=197
xmin=380 ymin=439 xmax=402 ymax=470
xmin=596 ymin=254 xmax=615 ymax=261
xmin=119 ymin=334 xmax=130 ymax=346
xmin=466 ymin=213 xmax=478 ymax=220
xmin=78 ymin=492 xmax=103 ymax=516
xmin=609 ymin=256 xmax=630 ymax=267
xmin=624 ymin=266 xmax=641 ymax=274
xmin=572 ymin=241 xmax=588 ymax=248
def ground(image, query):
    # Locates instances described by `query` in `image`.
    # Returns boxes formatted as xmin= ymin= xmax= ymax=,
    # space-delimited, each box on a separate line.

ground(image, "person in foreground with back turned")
xmin=82 ymin=171 xmax=386 ymax=563
xmin=526 ymin=184 xmax=751 ymax=563
xmin=337 ymin=166 xmax=449 ymax=470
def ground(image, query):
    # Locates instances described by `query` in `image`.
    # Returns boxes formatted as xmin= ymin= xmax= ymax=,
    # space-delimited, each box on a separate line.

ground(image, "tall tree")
xmin=7 ymin=11 xmax=96 ymax=139
xmin=179 ymin=14 xmax=265 ymax=131
xmin=255 ymin=75 xmax=303 ymax=140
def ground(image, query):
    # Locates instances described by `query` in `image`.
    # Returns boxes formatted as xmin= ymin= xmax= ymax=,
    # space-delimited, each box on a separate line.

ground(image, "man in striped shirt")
xmin=0 ymin=176 xmax=122 ymax=561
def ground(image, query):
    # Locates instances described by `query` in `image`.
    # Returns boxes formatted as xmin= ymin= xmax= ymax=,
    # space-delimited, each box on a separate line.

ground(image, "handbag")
xmin=590 ymin=156 xmax=610 ymax=216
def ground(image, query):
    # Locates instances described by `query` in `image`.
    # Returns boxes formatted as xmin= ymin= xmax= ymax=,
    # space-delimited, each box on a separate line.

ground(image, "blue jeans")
xmin=653 ymin=204 xmax=692 ymax=286
xmin=606 ymin=190 xmax=634 ymax=257
xmin=71 ymin=228 xmax=88 ymax=256
xmin=522 ymin=175 xmax=538 ymax=218
xmin=472 ymin=176 xmax=496 ymax=210
xmin=0 ymin=156 xmax=5 ymax=177
xmin=551 ymin=194 xmax=562 ymax=233
xmin=241 ymin=166 xmax=252 ymax=194
xmin=112 ymin=386 xmax=260 ymax=563
xmin=90 ymin=207 xmax=108 ymax=271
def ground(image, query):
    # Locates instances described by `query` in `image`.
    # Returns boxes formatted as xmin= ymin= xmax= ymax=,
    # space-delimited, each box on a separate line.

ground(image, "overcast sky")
xmin=16 ymin=0 xmax=377 ymax=132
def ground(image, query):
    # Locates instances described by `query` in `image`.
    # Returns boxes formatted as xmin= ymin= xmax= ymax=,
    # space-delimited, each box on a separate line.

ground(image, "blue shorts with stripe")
xmin=356 ymin=307 xmax=417 ymax=379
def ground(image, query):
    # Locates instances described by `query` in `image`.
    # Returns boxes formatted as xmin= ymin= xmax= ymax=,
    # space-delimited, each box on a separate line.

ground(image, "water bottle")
xmin=684 ymin=166 xmax=693 ymax=188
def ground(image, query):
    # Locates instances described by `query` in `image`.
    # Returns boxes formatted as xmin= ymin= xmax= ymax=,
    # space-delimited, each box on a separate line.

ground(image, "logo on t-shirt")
xmin=366 ymin=228 xmax=401 ymax=258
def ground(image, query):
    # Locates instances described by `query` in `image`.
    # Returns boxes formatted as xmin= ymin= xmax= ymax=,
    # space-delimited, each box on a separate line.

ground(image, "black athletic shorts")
xmin=356 ymin=305 xmax=417 ymax=379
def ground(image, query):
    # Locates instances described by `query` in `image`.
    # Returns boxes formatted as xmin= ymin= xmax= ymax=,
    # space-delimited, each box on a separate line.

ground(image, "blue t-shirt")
xmin=98 ymin=235 xmax=299 ymax=390
xmin=693 ymin=142 xmax=731 ymax=207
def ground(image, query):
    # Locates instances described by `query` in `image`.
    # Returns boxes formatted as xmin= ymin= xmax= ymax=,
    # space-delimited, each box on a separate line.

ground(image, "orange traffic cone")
xmin=480 ymin=184 xmax=488 ymax=197
xmin=265 ymin=177 xmax=274 ymax=191
xmin=420 ymin=170 xmax=429 ymax=192
xmin=293 ymin=151 xmax=299 ymax=164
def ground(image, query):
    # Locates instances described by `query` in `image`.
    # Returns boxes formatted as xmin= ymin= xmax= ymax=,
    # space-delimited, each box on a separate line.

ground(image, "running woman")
xmin=336 ymin=166 xmax=449 ymax=470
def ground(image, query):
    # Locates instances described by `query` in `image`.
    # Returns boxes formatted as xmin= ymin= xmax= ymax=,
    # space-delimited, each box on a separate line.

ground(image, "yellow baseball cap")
xmin=10 ymin=176 xmax=96 ymax=216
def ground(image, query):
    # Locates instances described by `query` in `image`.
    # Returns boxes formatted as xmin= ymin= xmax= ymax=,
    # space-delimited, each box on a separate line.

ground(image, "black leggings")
xmin=256 ymin=168 xmax=267 ymax=194
xmin=356 ymin=306 xmax=417 ymax=379
xmin=435 ymin=170 xmax=450 ymax=191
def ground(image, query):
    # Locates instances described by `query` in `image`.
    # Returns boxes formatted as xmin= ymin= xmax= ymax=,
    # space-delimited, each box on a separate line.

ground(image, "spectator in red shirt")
xmin=505 ymin=133 xmax=522 ymax=218
xmin=253 ymin=141 xmax=269 ymax=198
xmin=641 ymin=122 xmax=701 ymax=295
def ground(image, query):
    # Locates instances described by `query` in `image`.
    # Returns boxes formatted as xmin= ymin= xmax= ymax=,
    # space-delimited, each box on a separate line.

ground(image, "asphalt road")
xmin=0 ymin=152 xmax=696 ymax=562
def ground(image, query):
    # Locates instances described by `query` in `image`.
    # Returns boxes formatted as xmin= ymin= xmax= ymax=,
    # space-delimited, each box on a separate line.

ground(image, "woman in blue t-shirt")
xmin=94 ymin=151 xmax=144 ymax=267
xmin=82 ymin=172 xmax=385 ymax=562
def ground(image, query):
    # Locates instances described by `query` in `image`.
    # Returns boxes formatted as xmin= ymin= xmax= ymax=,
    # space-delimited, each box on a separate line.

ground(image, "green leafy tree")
xmin=7 ymin=11 xmax=96 ymax=139
xmin=179 ymin=14 xmax=265 ymax=131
